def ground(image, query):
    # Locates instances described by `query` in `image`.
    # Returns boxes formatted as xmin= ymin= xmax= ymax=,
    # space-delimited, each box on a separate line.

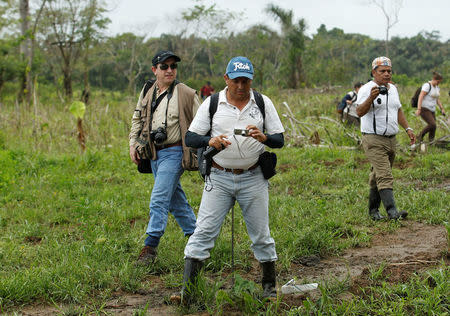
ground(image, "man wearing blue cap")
xmin=179 ymin=56 xmax=285 ymax=303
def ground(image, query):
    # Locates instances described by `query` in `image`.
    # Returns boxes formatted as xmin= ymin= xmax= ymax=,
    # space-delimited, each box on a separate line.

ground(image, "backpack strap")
xmin=253 ymin=90 xmax=266 ymax=119
xmin=208 ymin=90 xmax=266 ymax=133
xmin=253 ymin=90 xmax=266 ymax=132
xmin=208 ymin=93 xmax=220 ymax=135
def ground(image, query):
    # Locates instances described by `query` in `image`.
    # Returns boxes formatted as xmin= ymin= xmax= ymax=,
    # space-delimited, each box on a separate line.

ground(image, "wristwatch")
xmin=405 ymin=127 xmax=413 ymax=132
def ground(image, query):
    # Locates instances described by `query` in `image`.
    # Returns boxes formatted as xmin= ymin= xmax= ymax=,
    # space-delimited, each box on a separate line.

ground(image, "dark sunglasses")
xmin=159 ymin=63 xmax=178 ymax=70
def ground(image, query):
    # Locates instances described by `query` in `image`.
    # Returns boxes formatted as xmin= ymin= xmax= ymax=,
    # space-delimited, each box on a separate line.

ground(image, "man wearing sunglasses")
xmin=129 ymin=50 xmax=200 ymax=264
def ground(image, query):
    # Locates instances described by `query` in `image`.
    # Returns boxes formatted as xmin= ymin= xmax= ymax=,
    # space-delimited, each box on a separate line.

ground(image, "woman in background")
xmin=415 ymin=72 xmax=446 ymax=143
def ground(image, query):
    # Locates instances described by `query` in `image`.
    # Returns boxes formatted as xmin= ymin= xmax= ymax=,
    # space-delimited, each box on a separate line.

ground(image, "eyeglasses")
xmin=159 ymin=63 xmax=178 ymax=70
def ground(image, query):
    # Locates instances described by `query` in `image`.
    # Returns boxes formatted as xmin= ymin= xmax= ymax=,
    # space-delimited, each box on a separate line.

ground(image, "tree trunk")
xmin=63 ymin=64 xmax=72 ymax=99
xmin=81 ymin=0 xmax=96 ymax=105
xmin=76 ymin=118 xmax=86 ymax=152
xmin=385 ymin=28 xmax=389 ymax=57
xmin=19 ymin=0 xmax=32 ymax=104
xmin=82 ymin=50 xmax=90 ymax=104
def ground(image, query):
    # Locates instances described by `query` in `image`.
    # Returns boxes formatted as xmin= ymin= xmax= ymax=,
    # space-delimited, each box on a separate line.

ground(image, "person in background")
xmin=355 ymin=56 xmax=415 ymax=221
xmin=415 ymin=72 xmax=446 ymax=145
xmin=200 ymin=81 xmax=215 ymax=100
xmin=129 ymin=50 xmax=199 ymax=264
xmin=342 ymin=82 xmax=363 ymax=126
xmin=180 ymin=56 xmax=285 ymax=304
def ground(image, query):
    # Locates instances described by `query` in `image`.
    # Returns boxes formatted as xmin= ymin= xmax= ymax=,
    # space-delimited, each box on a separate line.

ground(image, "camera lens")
xmin=378 ymin=86 xmax=388 ymax=95
xmin=150 ymin=127 xmax=167 ymax=144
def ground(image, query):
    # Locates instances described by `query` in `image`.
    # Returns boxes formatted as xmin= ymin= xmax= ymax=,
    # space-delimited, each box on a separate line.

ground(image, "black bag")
xmin=197 ymin=147 xmax=210 ymax=179
xmin=411 ymin=82 xmax=431 ymax=108
xmin=136 ymin=142 xmax=152 ymax=173
xmin=137 ymin=159 xmax=152 ymax=173
xmin=197 ymin=146 xmax=220 ymax=179
xmin=258 ymin=151 xmax=277 ymax=179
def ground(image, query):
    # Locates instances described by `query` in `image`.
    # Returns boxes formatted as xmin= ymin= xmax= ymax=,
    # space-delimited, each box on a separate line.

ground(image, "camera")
xmin=203 ymin=146 xmax=220 ymax=159
xmin=378 ymin=85 xmax=388 ymax=95
xmin=150 ymin=127 xmax=167 ymax=144
xmin=198 ymin=145 xmax=222 ymax=179
xmin=234 ymin=128 xmax=250 ymax=136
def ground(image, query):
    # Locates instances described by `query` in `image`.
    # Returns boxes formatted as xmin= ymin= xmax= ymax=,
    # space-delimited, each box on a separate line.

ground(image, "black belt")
xmin=212 ymin=161 xmax=258 ymax=175
xmin=362 ymin=133 xmax=396 ymax=138
xmin=155 ymin=141 xmax=182 ymax=150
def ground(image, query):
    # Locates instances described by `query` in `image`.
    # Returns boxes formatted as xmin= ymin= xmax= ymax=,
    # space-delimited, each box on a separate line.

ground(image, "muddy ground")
xmin=17 ymin=221 xmax=449 ymax=315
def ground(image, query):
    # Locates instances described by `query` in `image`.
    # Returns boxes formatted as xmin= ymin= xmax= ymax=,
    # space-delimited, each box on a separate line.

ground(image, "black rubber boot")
xmin=379 ymin=188 xmax=408 ymax=220
xmin=369 ymin=187 xmax=384 ymax=220
xmin=261 ymin=261 xmax=277 ymax=298
xmin=181 ymin=258 xmax=204 ymax=305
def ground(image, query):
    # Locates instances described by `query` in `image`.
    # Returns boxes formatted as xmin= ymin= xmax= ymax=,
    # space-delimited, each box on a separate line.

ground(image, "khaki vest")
xmin=137 ymin=82 xmax=198 ymax=171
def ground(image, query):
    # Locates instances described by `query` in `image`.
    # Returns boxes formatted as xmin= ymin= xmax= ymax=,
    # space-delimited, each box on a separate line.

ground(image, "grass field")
xmin=0 ymin=85 xmax=449 ymax=315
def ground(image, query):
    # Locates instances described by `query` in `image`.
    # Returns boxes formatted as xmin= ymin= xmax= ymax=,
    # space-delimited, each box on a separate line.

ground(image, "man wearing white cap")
xmin=356 ymin=56 xmax=416 ymax=220
xmin=180 ymin=56 xmax=285 ymax=303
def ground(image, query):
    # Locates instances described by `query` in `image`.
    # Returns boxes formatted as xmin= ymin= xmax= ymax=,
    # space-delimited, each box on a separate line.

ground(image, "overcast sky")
xmin=104 ymin=0 xmax=450 ymax=42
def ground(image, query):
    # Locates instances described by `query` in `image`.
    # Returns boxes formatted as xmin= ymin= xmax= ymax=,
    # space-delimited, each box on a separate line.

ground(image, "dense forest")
xmin=0 ymin=0 xmax=449 ymax=103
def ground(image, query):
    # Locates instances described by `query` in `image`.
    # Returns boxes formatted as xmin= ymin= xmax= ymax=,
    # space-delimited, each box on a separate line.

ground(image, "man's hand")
xmin=246 ymin=125 xmax=267 ymax=143
xmin=356 ymin=86 xmax=380 ymax=117
xmin=130 ymin=145 xmax=140 ymax=165
xmin=407 ymin=130 xmax=416 ymax=145
xmin=369 ymin=86 xmax=380 ymax=100
xmin=208 ymin=135 xmax=231 ymax=150
xmin=415 ymin=109 xmax=421 ymax=116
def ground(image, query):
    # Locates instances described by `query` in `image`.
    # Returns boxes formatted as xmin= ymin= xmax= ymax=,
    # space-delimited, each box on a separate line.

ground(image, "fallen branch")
xmin=282 ymin=102 xmax=306 ymax=136
xmin=304 ymin=144 xmax=358 ymax=150
xmin=282 ymin=113 xmax=314 ymax=132
xmin=387 ymin=260 xmax=439 ymax=266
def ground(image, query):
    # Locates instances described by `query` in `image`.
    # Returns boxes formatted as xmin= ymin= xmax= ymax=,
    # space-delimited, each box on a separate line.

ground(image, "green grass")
xmin=0 ymin=85 xmax=449 ymax=314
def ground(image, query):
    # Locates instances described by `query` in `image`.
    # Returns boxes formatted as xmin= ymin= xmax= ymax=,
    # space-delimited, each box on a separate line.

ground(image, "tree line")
xmin=0 ymin=0 xmax=448 ymax=104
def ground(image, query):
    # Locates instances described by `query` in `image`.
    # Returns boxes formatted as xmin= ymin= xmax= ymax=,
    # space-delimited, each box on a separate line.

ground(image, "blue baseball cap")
xmin=225 ymin=56 xmax=254 ymax=80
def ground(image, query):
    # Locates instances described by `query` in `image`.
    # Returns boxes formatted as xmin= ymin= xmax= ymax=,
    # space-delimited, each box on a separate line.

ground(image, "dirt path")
xmin=18 ymin=221 xmax=449 ymax=315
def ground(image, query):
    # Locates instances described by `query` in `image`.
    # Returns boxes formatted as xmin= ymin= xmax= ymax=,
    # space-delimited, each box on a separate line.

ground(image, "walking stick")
xmin=231 ymin=204 xmax=235 ymax=286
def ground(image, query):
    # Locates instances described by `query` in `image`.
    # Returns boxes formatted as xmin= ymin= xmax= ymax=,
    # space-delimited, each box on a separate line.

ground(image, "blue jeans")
xmin=144 ymin=146 xmax=196 ymax=248
xmin=184 ymin=166 xmax=277 ymax=262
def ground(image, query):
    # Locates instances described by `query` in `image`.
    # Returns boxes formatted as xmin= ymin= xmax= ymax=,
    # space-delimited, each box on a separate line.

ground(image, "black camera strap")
xmin=372 ymin=101 xmax=377 ymax=135
xmin=383 ymin=93 xmax=389 ymax=136
xmin=149 ymin=80 xmax=178 ymax=133
xmin=150 ymin=89 xmax=167 ymax=114
xmin=371 ymin=85 xmax=389 ymax=136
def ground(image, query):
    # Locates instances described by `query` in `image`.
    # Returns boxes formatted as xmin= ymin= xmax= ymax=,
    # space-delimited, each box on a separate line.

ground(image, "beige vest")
xmin=136 ymin=82 xmax=198 ymax=171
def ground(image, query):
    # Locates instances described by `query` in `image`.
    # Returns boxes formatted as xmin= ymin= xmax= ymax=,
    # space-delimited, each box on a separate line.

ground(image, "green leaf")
xmin=69 ymin=101 xmax=86 ymax=119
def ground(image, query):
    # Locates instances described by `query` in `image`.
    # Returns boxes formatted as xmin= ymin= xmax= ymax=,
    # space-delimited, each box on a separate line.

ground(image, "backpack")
xmin=337 ymin=91 xmax=356 ymax=113
xmin=197 ymin=90 xmax=266 ymax=180
xmin=411 ymin=82 xmax=431 ymax=108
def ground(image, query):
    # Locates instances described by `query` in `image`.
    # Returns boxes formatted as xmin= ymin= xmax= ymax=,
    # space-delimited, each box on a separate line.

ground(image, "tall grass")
xmin=0 ymin=84 xmax=449 ymax=314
